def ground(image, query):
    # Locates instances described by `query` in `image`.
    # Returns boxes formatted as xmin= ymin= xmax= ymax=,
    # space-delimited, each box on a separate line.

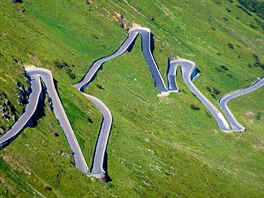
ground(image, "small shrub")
xmin=205 ymin=112 xmax=212 ymax=118
xmin=45 ymin=186 xmax=52 ymax=191
xmin=236 ymin=5 xmax=252 ymax=16
xmin=253 ymin=54 xmax=260 ymax=62
xmin=254 ymin=62 xmax=264 ymax=69
xmin=226 ymin=73 xmax=233 ymax=78
xmin=68 ymin=72 xmax=76 ymax=79
xmin=227 ymin=43 xmax=234 ymax=49
xmin=107 ymin=182 xmax=116 ymax=189
xmin=55 ymin=61 xmax=76 ymax=79
xmin=226 ymin=8 xmax=232 ymax=12
xmin=12 ymin=0 xmax=23 ymax=3
xmin=206 ymin=86 xmax=212 ymax=92
xmin=149 ymin=17 xmax=155 ymax=21
xmin=215 ymin=67 xmax=223 ymax=72
xmin=220 ymin=65 xmax=229 ymax=71
xmin=92 ymin=34 xmax=98 ymax=39
xmin=95 ymin=83 xmax=105 ymax=90
xmin=255 ymin=112 xmax=262 ymax=120
xmin=211 ymin=94 xmax=216 ymax=99
xmin=255 ymin=18 xmax=264 ymax=31
xmin=54 ymin=61 xmax=69 ymax=69
xmin=252 ymin=54 xmax=264 ymax=69
xmin=212 ymin=88 xmax=220 ymax=95
xmin=238 ymin=0 xmax=264 ymax=19
xmin=86 ymin=116 xmax=93 ymax=123
xmin=190 ymin=104 xmax=200 ymax=110
xmin=214 ymin=0 xmax=221 ymax=5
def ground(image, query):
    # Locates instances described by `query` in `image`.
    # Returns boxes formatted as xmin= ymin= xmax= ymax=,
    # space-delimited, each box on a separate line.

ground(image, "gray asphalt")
xmin=74 ymin=27 xmax=169 ymax=178
xmin=76 ymin=27 xmax=232 ymax=178
xmin=83 ymin=93 xmax=112 ymax=177
xmin=0 ymin=73 xmax=41 ymax=149
xmin=1 ymin=26 xmax=263 ymax=180
xmin=219 ymin=76 xmax=264 ymax=131
xmin=74 ymin=27 xmax=167 ymax=93
xmin=168 ymin=59 xmax=231 ymax=131
xmin=26 ymin=66 xmax=89 ymax=175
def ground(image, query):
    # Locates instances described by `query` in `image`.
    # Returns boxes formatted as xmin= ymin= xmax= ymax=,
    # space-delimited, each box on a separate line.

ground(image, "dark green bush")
xmin=254 ymin=18 xmax=264 ymax=30
xmin=220 ymin=65 xmax=229 ymax=71
xmin=215 ymin=67 xmax=223 ymax=72
xmin=55 ymin=61 xmax=76 ymax=79
xmin=212 ymin=88 xmax=220 ymax=95
xmin=54 ymin=61 xmax=69 ymax=69
xmin=211 ymin=94 xmax=216 ymax=99
xmin=206 ymin=86 xmax=212 ymax=92
xmin=214 ymin=0 xmax=221 ymax=5
xmin=253 ymin=54 xmax=260 ymax=62
xmin=238 ymin=0 xmax=264 ymax=19
xmin=226 ymin=8 xmax=232 ymax=12
xmin=190 ymin=104 xmax=200 ymax=110
xmin=227 ymin=43 xmax=234 ymax=49
xmin=236 ymin=5 xmax=253 ymax=16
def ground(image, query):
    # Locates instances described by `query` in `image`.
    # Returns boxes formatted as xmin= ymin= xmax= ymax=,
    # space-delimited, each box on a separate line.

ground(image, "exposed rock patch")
xmin=0 ymin=92 xmax=17 ymax=122
xmin=16 ymin=80 xmax=29 ymax=106
xmin=0 ymin=125 xmax=5 ymax=135
xmin=27 ymin=54 xmax=41 ymax=65
xmin=113 ymin=12 xmax=138 ymax=30
xmin=58 ymin=150 xmax=70 ymax=159
xmin=245 ymin=111 xmax=255 ymax=117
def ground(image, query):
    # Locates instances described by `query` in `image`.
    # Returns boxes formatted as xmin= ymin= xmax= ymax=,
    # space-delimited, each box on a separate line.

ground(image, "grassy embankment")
xmin=0 ymin=0 xmax=263 ymax=197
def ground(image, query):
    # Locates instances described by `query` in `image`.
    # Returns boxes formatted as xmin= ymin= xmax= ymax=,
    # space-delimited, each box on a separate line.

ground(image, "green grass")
xmin=0 ymin=0 xmax=263 ymax=197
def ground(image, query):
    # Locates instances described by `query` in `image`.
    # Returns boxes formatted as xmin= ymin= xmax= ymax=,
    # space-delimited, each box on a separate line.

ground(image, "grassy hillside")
xmin=0 ymin=0 xmax=263 ymax=197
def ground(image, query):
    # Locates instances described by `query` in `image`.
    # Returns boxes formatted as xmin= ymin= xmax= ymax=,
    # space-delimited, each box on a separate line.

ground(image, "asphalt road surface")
xmin=0 ymin=73 xmax=41 ymax=149
xmin=1 ymin=26 xmax=263 ymax=180
xmin=26 ymin=66 xmax=89 ymax=175
xmin=83 ymin=93 xmax=112 ymax=178
xmin=219 ymin=77 xmax=264 ymax=131
xmin=168 ymin=59 xmax=231 ymax=131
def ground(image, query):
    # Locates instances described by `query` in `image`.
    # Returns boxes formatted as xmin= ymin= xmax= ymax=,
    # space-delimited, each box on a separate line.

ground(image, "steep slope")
xmin=0 ymin=0 xmax=263 ymax=197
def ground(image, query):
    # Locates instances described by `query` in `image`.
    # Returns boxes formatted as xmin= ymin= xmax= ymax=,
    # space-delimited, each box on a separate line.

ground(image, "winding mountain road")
xmin=0 ymin=26 xmax=263 ymax=180
xmin=168 ymin=59 xmax=230 ymax=131
xmin=219 ymin=77 xmax=264 ymax=131
xmin=26 ymin=66 xmax=89 ymax=175
xmin=0 ymin=73 xmax=42 ymax=149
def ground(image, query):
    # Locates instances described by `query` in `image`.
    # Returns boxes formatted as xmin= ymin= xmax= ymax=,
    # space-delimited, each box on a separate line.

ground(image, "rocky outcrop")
xmin=0 ymin=125 xmax=5 ymax=135
xmin=0 ymin=92 xmax=17 ymax=122
xmin=16 ymin=81 xmax=29 ymax=106
xmin=113 ymin=12 xmax=135 ymax=30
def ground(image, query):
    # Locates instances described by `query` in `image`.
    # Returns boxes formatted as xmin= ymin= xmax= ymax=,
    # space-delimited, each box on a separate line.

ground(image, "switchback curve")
xmin=1 ymin=26 xmax=263 ymax=181
xmin=219 ymin=77 xmax=264 ymax=131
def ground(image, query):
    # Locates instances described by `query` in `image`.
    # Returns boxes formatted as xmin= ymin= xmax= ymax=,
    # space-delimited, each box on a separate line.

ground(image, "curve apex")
xmin=129 ymin=26 xmax=150 ymax=33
